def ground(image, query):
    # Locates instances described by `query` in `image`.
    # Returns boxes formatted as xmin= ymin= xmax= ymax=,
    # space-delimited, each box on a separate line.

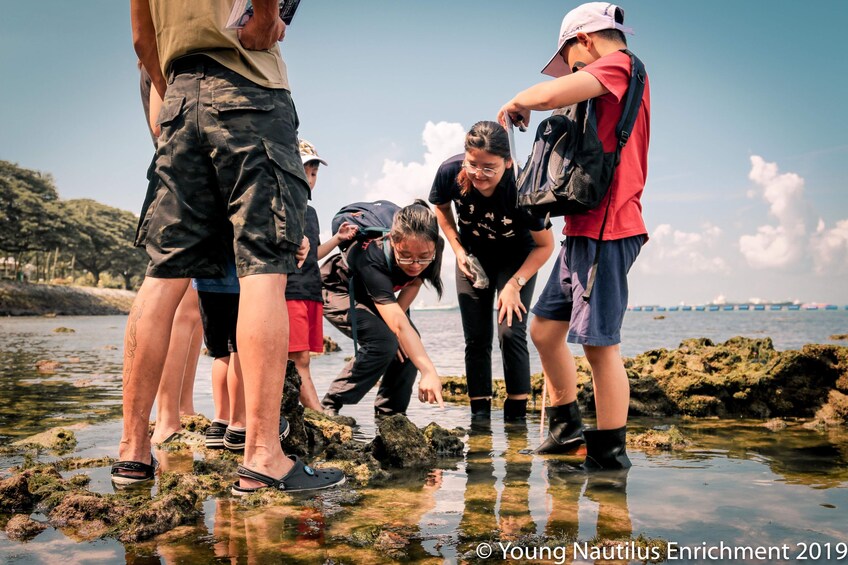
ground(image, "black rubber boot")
xmin=503 ymin=398 xmax=527 ymax=422
xmin=581 ymin=426 xmax=632 ymax=470
xmin=470 ymin=398 xmax=491 ymax=421
xmin=534 ymin=401 xmax=585 ymax=454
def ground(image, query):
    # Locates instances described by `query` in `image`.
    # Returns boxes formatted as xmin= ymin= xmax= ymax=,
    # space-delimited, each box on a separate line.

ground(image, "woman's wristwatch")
xmin=512 ymin=275 xmax=527 ymax=288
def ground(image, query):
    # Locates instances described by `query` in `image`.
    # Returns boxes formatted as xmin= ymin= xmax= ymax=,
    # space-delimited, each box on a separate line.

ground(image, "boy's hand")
xmin=238 ymin=14 xmax=285 ymax=50
xmin=418 ymin=372 xmax=444 ymax=409
xmin=498 ymin=101 xmax=530 ymax=130
xmin=336 ymin=222 xmax=358 ymax=242
xmin=296 ymin=236 xmax=309 ymax=268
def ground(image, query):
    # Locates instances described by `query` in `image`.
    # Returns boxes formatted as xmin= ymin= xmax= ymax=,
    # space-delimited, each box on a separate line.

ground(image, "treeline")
xmin=0 ymin=160 xmax=148 ymax=290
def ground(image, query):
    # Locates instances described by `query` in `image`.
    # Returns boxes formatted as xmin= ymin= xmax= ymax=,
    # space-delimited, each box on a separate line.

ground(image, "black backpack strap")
xmin=582 ymin=50 xmax=646 ymax=302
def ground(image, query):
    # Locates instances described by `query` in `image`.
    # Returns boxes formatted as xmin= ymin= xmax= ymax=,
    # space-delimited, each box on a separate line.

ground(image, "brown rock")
xmin=5 ymin=514 xmax=47 ymax=541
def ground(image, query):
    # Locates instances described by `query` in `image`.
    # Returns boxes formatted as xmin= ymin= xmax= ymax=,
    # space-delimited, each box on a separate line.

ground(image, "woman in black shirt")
xmin=321 ymin=200 xmax=446 ymax=416
xmin=429 ymin=121 xmax=554 ymax=421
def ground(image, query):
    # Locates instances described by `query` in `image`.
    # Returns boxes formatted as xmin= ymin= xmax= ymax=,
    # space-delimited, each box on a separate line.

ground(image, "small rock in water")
xmin=35 ymin=359 xmax=62 ymax=373
xmin=5 ymin=514 xmax=47 ymax=541
xmin=13 ymin=426 xmax=79 ymax=454
xmin=52 ymin=327 xmax=75 ymax=333
xmin=830 ymin=333 xmax=848 ymax=341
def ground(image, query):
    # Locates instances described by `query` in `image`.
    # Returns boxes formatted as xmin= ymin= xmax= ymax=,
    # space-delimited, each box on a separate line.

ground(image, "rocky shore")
xmin=2 ymin=337 xmax=847 ymax=548
xmin=441 ymin=337 xmax=848 ymax=427
xmin=0 ymin=281 xmax=135 ymax=316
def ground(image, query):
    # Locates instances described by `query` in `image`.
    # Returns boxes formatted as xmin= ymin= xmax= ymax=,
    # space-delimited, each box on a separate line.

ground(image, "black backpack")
xmin=331 ymin=200 xmax=401 ymax=251
xmin=516 ymin=49 xmax=646 ymax=219
xmin=325 ymin=200 xmax=400 ymax=352
xmin=516 ymin=49 xmax=646 ymax=301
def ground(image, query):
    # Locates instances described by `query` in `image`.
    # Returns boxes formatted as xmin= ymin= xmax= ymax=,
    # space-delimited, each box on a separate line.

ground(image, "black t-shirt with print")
xmin=286 ymin=205 xmax=322 ymax=302
xmin=348 ymin=238 xmax=433 ymax=314
xmin=428 ymin=154 xmax=546 ymax=257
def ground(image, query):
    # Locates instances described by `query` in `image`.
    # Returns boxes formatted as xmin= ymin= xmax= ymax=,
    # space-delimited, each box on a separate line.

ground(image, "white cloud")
xmin=738 ymin=155 xmax=809 ymax=269
xmin=738 ymin=155 xmax=848 ymax=275
xmin=636 ymin=223 xmax=729 ymax=275
xmin=363 ymin=121 xmax=465 ymax=205
xmin=811 ymin=218 xmax=848 ymax=274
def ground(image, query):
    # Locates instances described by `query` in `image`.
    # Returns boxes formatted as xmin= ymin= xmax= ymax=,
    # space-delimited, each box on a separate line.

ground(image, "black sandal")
xmin=110 ymin=454 xmax=158 ymax=487
xmin=231 ymin=455 xmax=345 ymax=496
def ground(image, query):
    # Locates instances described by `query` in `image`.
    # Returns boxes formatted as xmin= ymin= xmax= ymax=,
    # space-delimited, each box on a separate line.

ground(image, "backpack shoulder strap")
xmin=615 ymin=49 xmax=647 ymax=152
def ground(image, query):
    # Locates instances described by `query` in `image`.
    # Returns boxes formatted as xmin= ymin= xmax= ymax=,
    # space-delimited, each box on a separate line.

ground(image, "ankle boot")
xmin=470 ymin=398 xmax=491 ymax=420
xmin=503 ymin=398 xmax=527 ymax=422
xmin=582 ymin=426 xmax=632 ymax=470
xmin=534 ymin=401 xmax=585 ymax=454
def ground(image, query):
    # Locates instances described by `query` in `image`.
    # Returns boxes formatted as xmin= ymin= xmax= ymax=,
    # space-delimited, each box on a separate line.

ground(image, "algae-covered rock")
xmin=281 ymin=360 xmax=309 ymax=457
xmin=0 ymin=473 xmax=35 ymax=512
xmin=630 ymin=426 xmax=690 ymax=451
xmin=13 ymin=426 xmax=78 ymax=454
xmin=179 ymin=413 xmax=211 ymax=433
xmin=323 ymin=336 xmax=342 ymax=353
xmin=626 ymin=338 xmax=848 ymax=418
xmin=54 ymin=456 xmax=116 ymax=472
xmin=321 ymin=441 xmax=390 ymax=485
xmin=370 ymin=415 xmax=435 ymax=468
xmin=812 ymin=390 xmax=848 ymax=428
xmin=304 ymin=408 xmax=354 ymax=445
xmin=118 ymin=479 xmax=201 ymax=542
xmin=5 ymin=514 xmax=48 ymax=541
xmin=35 ymin=359 xmax=62 ymax=373
xmin=50 ymin=492 xmax=127 ymax=540
xmin=422 ymin=422 xmax=465 ymax=456
xmin=52 ymin=327 xmax=75 ymax=333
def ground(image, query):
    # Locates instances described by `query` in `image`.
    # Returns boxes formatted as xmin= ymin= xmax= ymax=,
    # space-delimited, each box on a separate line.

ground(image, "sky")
xmin=1 ymin=1 xmax=847 ymax=306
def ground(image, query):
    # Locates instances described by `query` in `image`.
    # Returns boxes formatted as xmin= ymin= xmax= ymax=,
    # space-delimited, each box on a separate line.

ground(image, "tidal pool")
xmin=1 ymin=316 xmax=846 ymax=564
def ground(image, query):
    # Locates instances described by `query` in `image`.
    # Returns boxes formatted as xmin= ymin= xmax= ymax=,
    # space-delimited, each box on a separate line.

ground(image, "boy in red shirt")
xmin=498 ymin=2 xmax=650 ymax=469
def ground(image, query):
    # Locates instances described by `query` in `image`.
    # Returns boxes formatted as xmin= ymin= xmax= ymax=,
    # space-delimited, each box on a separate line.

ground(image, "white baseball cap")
xmin=541 ymin=2 xmax=634 ymax=78
xmin=299 ymin=139 xmax=328 ymax=166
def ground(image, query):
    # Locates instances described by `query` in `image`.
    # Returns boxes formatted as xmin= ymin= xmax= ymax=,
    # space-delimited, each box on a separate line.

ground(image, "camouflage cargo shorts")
xmin=135 ymin=56 xmax=309 ymax=278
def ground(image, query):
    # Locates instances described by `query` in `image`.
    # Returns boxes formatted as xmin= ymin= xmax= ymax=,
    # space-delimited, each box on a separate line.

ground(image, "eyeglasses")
xmin=462 ymin=162 xmax=501 ymax=178
xmin=396 ymin=255 xmax=436 ymax=265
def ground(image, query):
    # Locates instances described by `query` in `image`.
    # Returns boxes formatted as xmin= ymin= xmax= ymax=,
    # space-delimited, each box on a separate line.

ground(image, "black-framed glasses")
xmin=396 ymin=255 xmax=436 ymax=265
xmin=462 ymin=162 xmax=501 ymax=178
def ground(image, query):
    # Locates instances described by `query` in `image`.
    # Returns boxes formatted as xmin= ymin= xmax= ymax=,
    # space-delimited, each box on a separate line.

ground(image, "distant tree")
xmin=0 ymin=161 xmax=68 ymax=278
xmin=63 ymin=199 xmax=147 ymax=288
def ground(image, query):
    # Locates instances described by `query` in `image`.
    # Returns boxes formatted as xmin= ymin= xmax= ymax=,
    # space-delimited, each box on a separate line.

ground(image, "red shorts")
xmin=287 ymin=299 xmax=324 ymax=353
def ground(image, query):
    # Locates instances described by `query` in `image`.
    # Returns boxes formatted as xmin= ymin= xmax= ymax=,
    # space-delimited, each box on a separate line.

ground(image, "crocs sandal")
xmin=230 ymin=455 xmax=345 ymax=496
xmin=110 ymin=454 xmax=158 ymax=487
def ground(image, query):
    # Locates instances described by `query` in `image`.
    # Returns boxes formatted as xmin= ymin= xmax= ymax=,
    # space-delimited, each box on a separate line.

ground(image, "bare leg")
xmin=236 ymin=274 xmax=292 ymax=486
xmin=530 ymin=316 xmax=578 ymax=406
xmin=227 ymin=352 xmax=246 ymax=429
xmin=119 ymin=277 xmax=189 ymax=468
xmin=179 ymin=286 xmax=202 ymax=416
xmin=211 ymin=356 xmax=231 ymax=423
xmin=289 ymin=350 xmax=321 ymax=411
xmin=151 ymin=285 xmax=200 ymax=444
xmin=583 ymin=344 xmax=629 ymax=430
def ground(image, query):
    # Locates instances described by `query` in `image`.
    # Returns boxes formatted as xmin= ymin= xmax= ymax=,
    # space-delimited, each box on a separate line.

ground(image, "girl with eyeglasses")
xmin=321 ymin=200 xmax=446 ymax=417
xmin=429 ymin=121 xmax=555 ymax=422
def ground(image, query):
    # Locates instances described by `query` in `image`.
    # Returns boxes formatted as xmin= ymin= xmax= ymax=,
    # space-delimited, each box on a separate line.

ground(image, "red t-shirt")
xmin=564 ymin=50 xmax=650 ymax=240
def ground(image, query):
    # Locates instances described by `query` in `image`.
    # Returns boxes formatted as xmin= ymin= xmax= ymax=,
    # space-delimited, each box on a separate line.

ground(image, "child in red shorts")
xmin=286 ymin=140 xmax=357 ymax=410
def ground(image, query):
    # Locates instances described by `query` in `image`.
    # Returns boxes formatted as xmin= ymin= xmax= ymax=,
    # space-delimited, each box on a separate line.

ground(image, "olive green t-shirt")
xmin=149 ymin=0 xmax=289 ymax=90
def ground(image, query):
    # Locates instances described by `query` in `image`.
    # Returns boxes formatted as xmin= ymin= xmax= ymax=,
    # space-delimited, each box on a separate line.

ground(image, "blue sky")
xmin=1 ymin=1 xmax=847 ymax=306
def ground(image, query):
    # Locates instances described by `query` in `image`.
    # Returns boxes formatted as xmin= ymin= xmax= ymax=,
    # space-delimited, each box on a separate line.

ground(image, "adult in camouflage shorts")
xmin=117 ymin=0 xmax=344 ymax=493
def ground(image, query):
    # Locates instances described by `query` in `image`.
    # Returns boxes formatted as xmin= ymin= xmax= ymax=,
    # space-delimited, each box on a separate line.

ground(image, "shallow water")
xmin=1 ymin=313 xmax=847 ymax=563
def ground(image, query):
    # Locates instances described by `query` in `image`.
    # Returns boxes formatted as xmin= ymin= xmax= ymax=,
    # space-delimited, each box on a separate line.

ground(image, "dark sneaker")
xmin=224 ymin=417 xmax=290 ymax=453
xmin=205 ymin=421 xmax=227 ymax=450
xmin=223 ymin=427 xmax=246 ymax=453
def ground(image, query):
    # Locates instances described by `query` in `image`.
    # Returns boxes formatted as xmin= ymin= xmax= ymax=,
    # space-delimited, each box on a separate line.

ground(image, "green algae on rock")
xmin=630 ymin=426 xmax=690 ymax=451
xmin=12 ymin=426 xmax=79 ymax=454
xmin=370 ymin=415 xmax=435 ymax=469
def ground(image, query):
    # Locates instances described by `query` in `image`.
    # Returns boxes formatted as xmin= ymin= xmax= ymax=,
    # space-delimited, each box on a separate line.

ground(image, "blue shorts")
xmin=531 ymin=235 xmax=644 ymax=346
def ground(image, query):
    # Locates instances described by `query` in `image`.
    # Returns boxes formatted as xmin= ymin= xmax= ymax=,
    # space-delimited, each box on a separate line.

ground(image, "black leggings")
xmin=456 ymin=254 xmax=536 ymax=398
